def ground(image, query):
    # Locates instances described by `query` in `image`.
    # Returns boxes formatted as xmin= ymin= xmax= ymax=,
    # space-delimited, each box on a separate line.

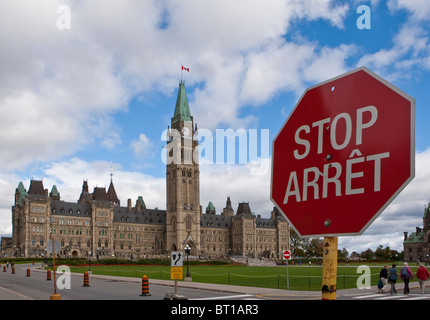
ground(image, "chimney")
xmin=417 ymin=227 xmax=421 ymax=234
xmin=136 ymin=199 xmax=141 ymax=212
xmin=127 ymin=198 xmax=132 ymax=211
xmin=404 ymin=232 xmax=408 ymax=241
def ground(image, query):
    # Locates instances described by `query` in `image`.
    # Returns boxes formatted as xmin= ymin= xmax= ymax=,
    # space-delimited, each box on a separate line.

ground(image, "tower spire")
xmin=172 ymin=80 xmax=192 ymax=125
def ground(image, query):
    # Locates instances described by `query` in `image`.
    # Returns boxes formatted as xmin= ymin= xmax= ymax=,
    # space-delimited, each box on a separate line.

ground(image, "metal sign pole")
xmin=53 ymin=238 xmax=57 ymax=295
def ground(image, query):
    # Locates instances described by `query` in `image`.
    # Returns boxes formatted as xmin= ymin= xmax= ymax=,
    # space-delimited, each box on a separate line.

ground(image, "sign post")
xmin=171 ymin=251 xmax=183 ymax=296
xmin=283 ymin=250 xmax=291 ymax=290
xmin=271 ymin=67 xmax=415 ymax=300
xmin=46 ymin=238 xmax=61 ymax=300
xmin=321 ymin=237 xmax=337 ymax=300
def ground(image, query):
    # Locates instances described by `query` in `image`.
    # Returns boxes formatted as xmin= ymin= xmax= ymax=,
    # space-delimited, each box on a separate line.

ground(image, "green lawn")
xmin=65 ymin=263 xmax=418 ymax=291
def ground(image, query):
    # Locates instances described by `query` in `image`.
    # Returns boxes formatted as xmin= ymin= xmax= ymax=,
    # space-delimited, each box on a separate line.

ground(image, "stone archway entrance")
xmin=71 ymin=250 xmax=79 ymax=258
xmin=185 ymin=240 xmax=198 ymax=256
xmin=171 ymin=243 xmax=177 ymax=252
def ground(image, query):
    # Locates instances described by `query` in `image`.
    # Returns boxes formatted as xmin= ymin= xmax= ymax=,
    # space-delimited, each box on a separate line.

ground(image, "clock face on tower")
xmin=182 ymin=127 xmax=190 ymax=137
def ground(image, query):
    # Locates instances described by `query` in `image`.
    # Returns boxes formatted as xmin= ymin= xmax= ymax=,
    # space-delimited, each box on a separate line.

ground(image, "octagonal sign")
xmin=271 ymin=67 xmax=414 ymax=238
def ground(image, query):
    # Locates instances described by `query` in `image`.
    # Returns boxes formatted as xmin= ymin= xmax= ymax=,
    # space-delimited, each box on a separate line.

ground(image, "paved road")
xmin=0 ymin=264 xmax=250 ymax=300
xmin=2 ymin=263 xmax=429 ymax=301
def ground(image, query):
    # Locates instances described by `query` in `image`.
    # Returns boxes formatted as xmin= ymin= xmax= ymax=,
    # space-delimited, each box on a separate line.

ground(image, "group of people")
xmin=379 ymin=262 xmax=430 ymax=295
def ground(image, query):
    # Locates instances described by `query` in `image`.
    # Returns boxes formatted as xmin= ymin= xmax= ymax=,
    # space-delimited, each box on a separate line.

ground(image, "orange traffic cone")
xmin=140 ymin=275 xmax=151 ymax=296
xmin=83 ymin=272 xmax=90 ymax=287
xmin=26 ymin=268 xmax=30 ymax=277
xmin=47 ymin=269 xmax=52 ymax=281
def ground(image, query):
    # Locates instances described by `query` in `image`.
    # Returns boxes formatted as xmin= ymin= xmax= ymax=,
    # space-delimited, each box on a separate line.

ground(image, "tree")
xmin=338 ymin=248 xmax=349 ymax=259
xmin=307 ymin=238 xmax=323 ymax=257
xmin=289 ymin=229 xmax=309 ymax=257
xmin=361 ymin=248 xmax=374 ymax=260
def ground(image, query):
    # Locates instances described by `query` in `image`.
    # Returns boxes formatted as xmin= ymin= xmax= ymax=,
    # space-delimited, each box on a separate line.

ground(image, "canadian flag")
xmin=182 ymin=66 xmax=189 ymax=72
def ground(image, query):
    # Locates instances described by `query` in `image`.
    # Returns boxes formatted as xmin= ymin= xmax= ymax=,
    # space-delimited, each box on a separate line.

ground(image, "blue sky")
xmin=1 ymin=0 xmax=430 ymax=253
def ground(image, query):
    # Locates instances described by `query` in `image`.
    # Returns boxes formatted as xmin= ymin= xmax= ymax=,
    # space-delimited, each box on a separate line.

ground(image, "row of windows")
xmin=31 ymin=239 xmax=109 ymax=248
xmin=52 ymin=207 xmax=89 ymax=215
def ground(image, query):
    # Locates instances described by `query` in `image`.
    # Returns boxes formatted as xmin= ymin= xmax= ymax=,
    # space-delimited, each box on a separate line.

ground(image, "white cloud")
xmin=0 ymin=1 xmax=130 ymax=170
xmin=0 ymin=0 xmax=355 ymax=172
xmin=240 ymin=41 xmax=356 ymax=106
xmin=200 ymin=158 xmax=273 ymax=216
xmin=339 ymin=148 xmax=430 ymax=252
xmin=358 ymin=4 xmax=430 ymax=81
xmin=388 ymin=0 xmax=430 ymax=21
xmin=130 ymin=133 xmax=154 ymax=160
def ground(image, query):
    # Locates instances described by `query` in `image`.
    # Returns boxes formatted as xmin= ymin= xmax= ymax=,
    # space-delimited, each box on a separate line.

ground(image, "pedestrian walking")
xmin=378 ymin=265 xmax=389 ymax=293
xmin=388 ymin=264 xmax=398 ymax=295
xmin=400 ymin=262 xmax=414 ymax=294
xmin=416 ymin=263 xmax=430 ymax=294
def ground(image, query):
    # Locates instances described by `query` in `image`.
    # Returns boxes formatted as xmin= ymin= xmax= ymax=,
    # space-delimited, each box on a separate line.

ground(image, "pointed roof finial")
xmin=172 ymin=81 xmax=192 ymax=124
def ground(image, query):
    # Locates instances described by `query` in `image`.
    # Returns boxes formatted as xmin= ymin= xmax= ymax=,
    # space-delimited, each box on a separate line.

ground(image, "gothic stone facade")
xmin=403 ymin=201 xmax=430 ymax=263
xmin=8 ymin=82 xmax=290 ymax=259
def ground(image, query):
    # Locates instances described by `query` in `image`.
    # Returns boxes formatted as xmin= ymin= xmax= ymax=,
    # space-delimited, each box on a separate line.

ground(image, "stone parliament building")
xmin=5 ymin=82 xmax=290 ymax=260
xmin=403 ymin=200 xmax=430 ymax=263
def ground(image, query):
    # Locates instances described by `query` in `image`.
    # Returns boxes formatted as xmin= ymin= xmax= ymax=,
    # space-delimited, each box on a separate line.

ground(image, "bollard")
xmin=26 ymin=268 xmax=30 ymax=277
xmin=140 ymin=275 xmax=151 ymax=296
xmin=47 ymin=269 xmax=52 ymax=281
xmin=11 ymin=266 xmax=15 ymax=274
xmin=82 ymin=271 xmax=90 ymax=287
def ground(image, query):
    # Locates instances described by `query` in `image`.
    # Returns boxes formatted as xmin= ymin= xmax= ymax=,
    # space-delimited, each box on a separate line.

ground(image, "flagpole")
xmin=180 ymin=66 xmax=189 ymax=84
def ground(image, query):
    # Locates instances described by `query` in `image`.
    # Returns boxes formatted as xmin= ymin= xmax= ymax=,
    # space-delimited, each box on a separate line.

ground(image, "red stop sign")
xmin=271 ymin=67 xmax=414 ymax=238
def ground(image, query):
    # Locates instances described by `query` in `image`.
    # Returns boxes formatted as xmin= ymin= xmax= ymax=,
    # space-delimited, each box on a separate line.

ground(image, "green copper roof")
xmin=17 ymin=181 xmax=27 ymax=205
xmin=137 ymin=196 xmax=146 ymax=209
xmin=50 ymin=185 xmax=59 ymax=197
xmin=206 ymin=201 xmax=215 ymax=211
xmin=172 ymin=81 xmax=192 ymax=124
xmin=404 ymin=231 xmax=424 ymax=244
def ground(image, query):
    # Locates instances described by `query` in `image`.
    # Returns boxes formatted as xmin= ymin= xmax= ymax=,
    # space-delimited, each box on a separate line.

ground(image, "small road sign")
xmin=283 ymin=250 xmax=291 ymax=260
xmin=171 ymin=251 xmax=183 ymax=267
xmin=171 ymin=267 xmax=183 ymax=280
xmin=46 ymin=239 xmax=61 ymax=254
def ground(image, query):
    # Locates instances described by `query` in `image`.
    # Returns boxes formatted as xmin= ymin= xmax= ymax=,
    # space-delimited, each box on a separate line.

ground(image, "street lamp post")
xmin=184 ymin=244 xmax=192 ymax=282
xmin=88 ymin=251 xmax=92 ymax=274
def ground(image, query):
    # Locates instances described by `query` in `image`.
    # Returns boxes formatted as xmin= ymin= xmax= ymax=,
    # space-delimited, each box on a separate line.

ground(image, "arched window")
xmin=186 ymin=215 xmax=192 ymax=230
xmin=171 ymin=216 xmax=177 ymax=230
